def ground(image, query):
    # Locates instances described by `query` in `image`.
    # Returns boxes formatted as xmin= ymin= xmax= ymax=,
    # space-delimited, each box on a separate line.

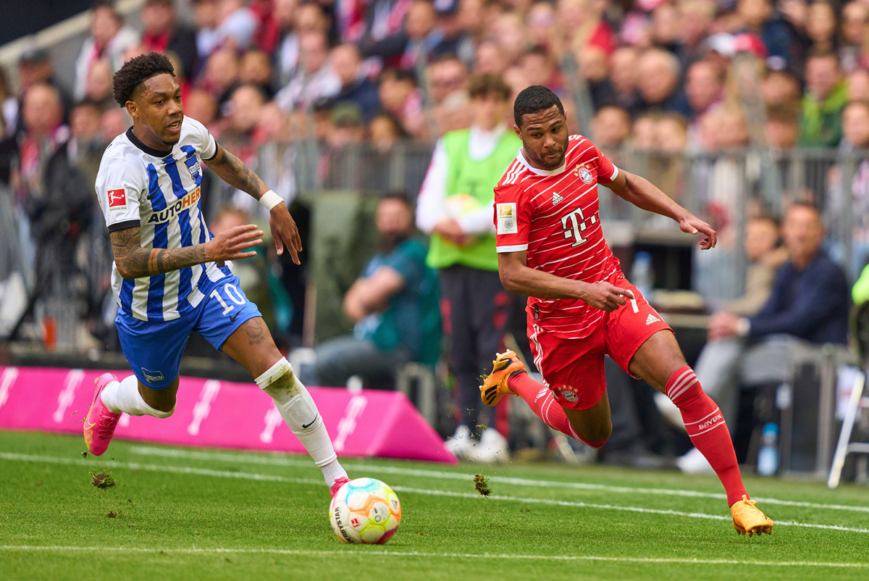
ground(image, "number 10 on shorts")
xmin=210 ymin=283 xmax=246 ymax=315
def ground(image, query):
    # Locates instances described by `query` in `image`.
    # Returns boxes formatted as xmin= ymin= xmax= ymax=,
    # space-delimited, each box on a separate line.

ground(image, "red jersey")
xmin=494 ymin=135 xmax=621 ymax=338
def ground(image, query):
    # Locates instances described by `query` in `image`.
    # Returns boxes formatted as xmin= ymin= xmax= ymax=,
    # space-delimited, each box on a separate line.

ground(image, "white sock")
xmin=256 ymin=358 xmax=348 ymax=486
xmin=100 ymin=375 xmax=175 ymax=418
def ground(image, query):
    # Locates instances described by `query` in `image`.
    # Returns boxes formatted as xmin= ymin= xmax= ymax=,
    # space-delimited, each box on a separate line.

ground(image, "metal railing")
xmin=2 ymin=143 xmax=868 ymax=351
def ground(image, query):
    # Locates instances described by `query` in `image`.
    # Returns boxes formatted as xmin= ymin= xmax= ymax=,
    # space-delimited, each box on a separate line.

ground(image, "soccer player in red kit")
xmin=480 ymin=86 xmax=773 ymax=535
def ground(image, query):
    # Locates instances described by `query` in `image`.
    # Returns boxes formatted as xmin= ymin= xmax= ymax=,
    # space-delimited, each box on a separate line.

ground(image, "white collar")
xmin=517 ymin=149 xmax=566 ymax=176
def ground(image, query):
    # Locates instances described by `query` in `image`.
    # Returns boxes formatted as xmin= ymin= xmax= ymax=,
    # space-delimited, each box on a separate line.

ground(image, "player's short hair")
xmin=514 ymin=85 xmax=564 ymax=127
xmin=468 ymin=73 xmax=511 ymax=101
xmin=112 ymin=52 xmax=176 ymax=108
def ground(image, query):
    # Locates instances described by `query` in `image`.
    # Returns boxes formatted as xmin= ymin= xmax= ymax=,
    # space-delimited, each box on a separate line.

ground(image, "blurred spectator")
xmin=799 ymin=51 xmax=847 ymax=147
xmin=15 ymin=48 xmax=74 ymax=131
xmin=685 ymin=60 xmax=723 ymax=122
xmin=657 ymin=113 xmax=688 ymax=153
xmin=592 ymin=105 xmax=631 ymax=149
xmin=331 ymin=44 xmax=382 ymax=121
xmin=761 ymin=68 xmax=800 ymax=109
xmin=193 ymin=0 xmax=221 ymax=59
xmin=526 ymin=2 xmax=556 ymax=53
xmin=578 ymin=46 xmax=616 ymax=109
xmin=631 ymin=113 xmax=657 ymax=150
xmin=378 ymin=69 xmax=424 ymax=136
xmin=634 ymin=48 xmax=691 ymax=117
xmin=667 ymin=213 xmax=786 ymax=472
xmin=301 ymin=194 xmax=440 ymax=388
xmin=736 ymin=0 xmax=794 ymax=66
xmin=428 ymin=54 xmax=468 ymax=105
xmin=100 ymin=108 xmax=129 ymax=142
xmin=492 ymin=11 xmax=529 ymax=66
xmin=840 ymin=1 xmax=869 ymax=74
xmin=519 ymin=48 xmax=561 ymax=94
xmin=765 ymin=105 xmax=800 ymax=149
xmin=185 ymin=89 xmax=219 ymax=129
xmin=74 ymin=0 xmax=139 ymax=100
xmin=363 ymin=0 xmax=457 ymax=68
xmin=709 ymin=204 xmax=849 ymax=345
xmin=609 ymin=46 xmax=640 ymax=110
xmin=271 ymin=0 xmax=301 ymax=87
xmin=276 ymin=32 xmax=341 ymax=112
xmin=215 ymin=0 xmax=258 ymax=51
xmin=474 ymin=41 xmax=506 ymax=75
xmin=223 ymin=84 xmax=267 ymax=141
xmin=848 ymin=68 xmax=869 ymax=101
xmin=369 ymin=113 xmax=405 ymax=152
xmin=239 ymin=50 xmax=274 ymax=97
xmin=455 ymin=0 xmax=486 ymax=65
xmin=140 ymin=0 xmax=198 ymax=80
xmin=360 ymin=0 xmax=413 ymax=48
xmin=652 ymin=1 xmax=681 ymax=53
xmin=677 ymin=0 xmax=715 ymax=66
xmin=559 ymin=0 xmax=616 ymax=56
xmin=804 ymin=0 xmax=837 ymax=54
xmin=84 ymin=60 xmax=115 ymax=111
xmin=199 ymin=48 xmax=240 ymax=109
xmin=68 ymin=100 xmax=106 ymax=186
xmin=415 ymin=74 xmax=519 ymax=462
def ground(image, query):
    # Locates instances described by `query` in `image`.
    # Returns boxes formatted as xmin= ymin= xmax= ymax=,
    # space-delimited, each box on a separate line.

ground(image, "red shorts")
xmin=527 ymin=272 xmax=673 ymax=411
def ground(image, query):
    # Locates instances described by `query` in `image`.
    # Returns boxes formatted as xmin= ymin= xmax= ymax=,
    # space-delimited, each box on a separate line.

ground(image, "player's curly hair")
xmin=513 ymin=85 xmax=564 ymax=128
xmin=112 ymin=52 xmax=175 ymax=108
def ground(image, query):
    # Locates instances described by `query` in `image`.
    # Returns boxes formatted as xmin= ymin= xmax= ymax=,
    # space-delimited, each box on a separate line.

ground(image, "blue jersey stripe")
xmin=163 ymin=154 xmax=194 ymax=312
xmin=146 ymin=163 xmax=168 ymax=322
xmin=119 ymin=278 xmax=134 ymax=313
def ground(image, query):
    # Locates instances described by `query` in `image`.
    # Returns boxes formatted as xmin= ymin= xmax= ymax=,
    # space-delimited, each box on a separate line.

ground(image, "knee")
xmin=576 ymin=420 xmax=612 ymax=448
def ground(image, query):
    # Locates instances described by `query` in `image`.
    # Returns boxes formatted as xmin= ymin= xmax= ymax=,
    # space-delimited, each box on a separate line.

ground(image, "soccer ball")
xmin=329 ymin=478 xmax=401 ymax=544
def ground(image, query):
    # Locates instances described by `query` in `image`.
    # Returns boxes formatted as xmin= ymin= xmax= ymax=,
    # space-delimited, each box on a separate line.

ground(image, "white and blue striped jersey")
xmin=95 ymin=117 xmax=231 ymax=322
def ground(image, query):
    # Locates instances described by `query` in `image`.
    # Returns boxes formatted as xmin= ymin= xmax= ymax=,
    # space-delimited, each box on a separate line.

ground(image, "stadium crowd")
xmin=1 ymin=0 xmax=868 ymax=467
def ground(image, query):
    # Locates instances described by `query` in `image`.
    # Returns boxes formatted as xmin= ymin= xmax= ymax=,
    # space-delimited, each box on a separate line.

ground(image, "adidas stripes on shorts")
xmin=526 ymin=271 xmax=673 ymax=411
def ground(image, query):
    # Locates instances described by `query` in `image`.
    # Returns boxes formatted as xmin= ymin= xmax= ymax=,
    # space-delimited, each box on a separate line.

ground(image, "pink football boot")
xmin=330 ymin=477 xmax=350 ymax=498
xmin=83 ymin=373 xmax=121 ymax=456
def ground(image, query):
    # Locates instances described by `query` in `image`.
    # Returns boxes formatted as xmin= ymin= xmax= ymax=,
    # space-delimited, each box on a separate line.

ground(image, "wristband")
xmin=259 ymin=190 xmax=283 ymax=211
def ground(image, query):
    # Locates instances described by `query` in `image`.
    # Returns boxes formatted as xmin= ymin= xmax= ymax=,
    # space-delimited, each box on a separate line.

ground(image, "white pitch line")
xmin=0 ymin=545 xmax=867 ymax=569
xmin=128 ymin=445 xmax=869 ymax=515
xmin=3 ymin=451 xmax=869 ymax=535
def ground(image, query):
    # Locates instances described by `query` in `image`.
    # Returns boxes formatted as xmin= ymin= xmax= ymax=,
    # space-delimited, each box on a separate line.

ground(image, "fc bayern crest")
xmin=557 ymin=387 xmax=579 ymax=403
xmin=577 ymin=166 xmax=593 ymax=185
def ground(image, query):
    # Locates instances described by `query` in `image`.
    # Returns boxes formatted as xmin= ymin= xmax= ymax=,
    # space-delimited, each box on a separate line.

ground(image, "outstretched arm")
xmin=603 ymin=169 xmax=717 ymax=250
xmin=110 ymin=224 xmax=263 ymax=279
xmin=498 ymin=251 xmax=634 ymax=312
xmin=204 ymin=143 xmax=303 ymax=264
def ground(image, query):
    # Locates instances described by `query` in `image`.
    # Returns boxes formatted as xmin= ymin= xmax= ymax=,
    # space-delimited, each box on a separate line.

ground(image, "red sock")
xmin=666 ymin=366 xmax=748 ymax=506
xmin=507 ymin=372 xmax=608 ymax=448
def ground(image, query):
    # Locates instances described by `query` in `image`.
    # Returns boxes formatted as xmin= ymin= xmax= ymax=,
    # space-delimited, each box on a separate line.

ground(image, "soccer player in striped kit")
xmin=480 ymin=86 xmax=773 ymax=535
xmin=84 ymin=53 xmax=350 ymax=497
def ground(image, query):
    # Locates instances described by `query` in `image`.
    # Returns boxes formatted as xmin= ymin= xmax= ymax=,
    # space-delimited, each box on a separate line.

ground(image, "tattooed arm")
xmin=202 ymin=144 xmax=268 ymax=199
xmin=203 ymin=142 xmax=304 ymax=265
xmin=110 ymin=224 xmax=264 ymax=279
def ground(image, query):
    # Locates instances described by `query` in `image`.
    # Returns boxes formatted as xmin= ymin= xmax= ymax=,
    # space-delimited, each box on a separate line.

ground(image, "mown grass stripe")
xmin=1 ymin=545 xmax=868 ymax=568
xmin=3 ymin=451 xmax=868 ymax=535
xmin=128 ymin=445 xmax=869 ymax=515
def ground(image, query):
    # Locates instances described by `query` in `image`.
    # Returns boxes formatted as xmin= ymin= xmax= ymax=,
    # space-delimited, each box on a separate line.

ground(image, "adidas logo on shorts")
xmin=646 ymin=314 xmax=661 ymax=325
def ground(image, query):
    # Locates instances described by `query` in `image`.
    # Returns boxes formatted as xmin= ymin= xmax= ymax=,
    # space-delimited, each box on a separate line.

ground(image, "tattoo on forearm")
xmin=110 ymin=226 xmax=206 ymax=279
xmin=208 ymin=147 xmax=266 ymax=199
xmin=245 ymin=319 xmax=265 ymax=346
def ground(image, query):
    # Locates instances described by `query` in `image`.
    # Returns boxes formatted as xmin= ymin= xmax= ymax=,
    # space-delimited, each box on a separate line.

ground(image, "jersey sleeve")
xmin=494 ymin=182 xmax=532 ymax=253
xmin=184 ymin=117 xmax=218 ymax=160
xmin=95 ymin=157 xmax=146 ymax=233
xmin=595 ymin=145 xmax=619 ymax=184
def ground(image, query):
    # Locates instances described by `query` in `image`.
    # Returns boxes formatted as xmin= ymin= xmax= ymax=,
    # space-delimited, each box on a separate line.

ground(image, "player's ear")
xmin=125 ymin=100 xmax=138 ymax=120
xmin=513 ymin=123 xmax=521 ymax=138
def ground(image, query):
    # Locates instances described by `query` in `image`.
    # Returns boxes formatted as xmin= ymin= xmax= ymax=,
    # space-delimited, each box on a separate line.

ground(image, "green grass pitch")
xmin=1 ymin=430 xmax=868 ymax=580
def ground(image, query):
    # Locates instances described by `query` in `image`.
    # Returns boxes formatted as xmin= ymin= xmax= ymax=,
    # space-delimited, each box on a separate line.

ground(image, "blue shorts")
xmin=116 ymin=275 xmax=262 ymax=389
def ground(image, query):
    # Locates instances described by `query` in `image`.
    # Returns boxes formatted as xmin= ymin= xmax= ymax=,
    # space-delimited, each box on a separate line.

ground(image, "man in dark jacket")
xmin=674 ymin=203 xmax=850 ymax=473
xmin=141 ymin=0 xmax=199 ymax=80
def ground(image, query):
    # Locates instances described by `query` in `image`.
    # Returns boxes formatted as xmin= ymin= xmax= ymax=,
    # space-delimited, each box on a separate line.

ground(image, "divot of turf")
xmin=106 ymin=511 xmax=117 ymax=518
xmin=90 ymin=469 xmax=115 ymax=489
xmin=474 ymin=473 xmax=491 ymax=497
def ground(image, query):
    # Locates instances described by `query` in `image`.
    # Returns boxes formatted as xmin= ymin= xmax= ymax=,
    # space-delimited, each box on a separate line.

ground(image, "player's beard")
xmin=378 ymin=231 xmax=409 ymax=254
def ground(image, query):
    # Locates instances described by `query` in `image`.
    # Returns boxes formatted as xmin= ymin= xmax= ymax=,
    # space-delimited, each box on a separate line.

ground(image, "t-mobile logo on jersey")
xmin=561 ymin=208 xmax=598 ymax=247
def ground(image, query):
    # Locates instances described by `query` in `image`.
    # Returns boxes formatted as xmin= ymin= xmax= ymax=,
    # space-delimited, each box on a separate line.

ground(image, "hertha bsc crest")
xmin=575 ymin=164 xmax=594 ymax=185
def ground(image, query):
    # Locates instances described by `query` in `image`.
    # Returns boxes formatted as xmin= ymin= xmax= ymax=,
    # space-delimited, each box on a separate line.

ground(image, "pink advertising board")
xmin=0 ymin=366 xmax=457 ymax=464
